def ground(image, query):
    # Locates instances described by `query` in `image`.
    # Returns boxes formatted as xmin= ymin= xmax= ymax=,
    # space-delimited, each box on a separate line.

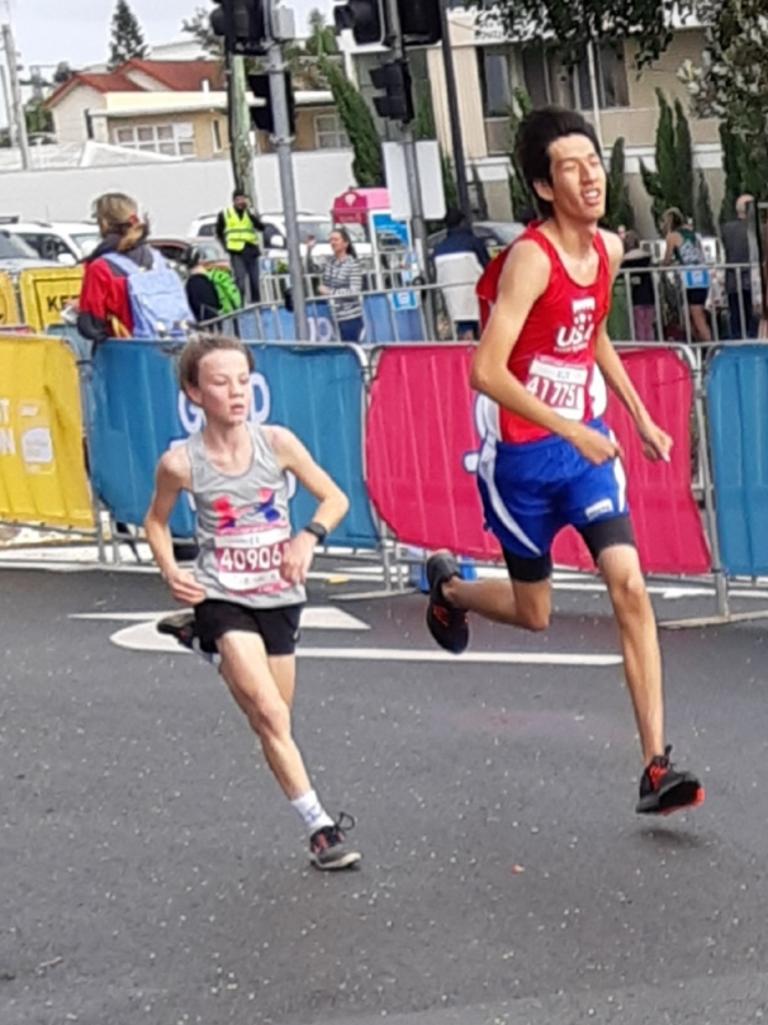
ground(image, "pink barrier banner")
xmin=366 ymin=346 xmax=711 ymax=575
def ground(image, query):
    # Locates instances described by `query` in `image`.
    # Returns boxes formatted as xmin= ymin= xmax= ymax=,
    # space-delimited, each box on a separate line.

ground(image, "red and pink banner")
xmin=365 ymin=346 xmax=711 ymax=575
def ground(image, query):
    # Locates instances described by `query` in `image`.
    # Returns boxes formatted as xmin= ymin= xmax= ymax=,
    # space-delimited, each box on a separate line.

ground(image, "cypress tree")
xmin=674 ymin=99 xmax=694 ymax=220
xmin=320 ymin=58 xmax=384 ymax=187
xmin=605 ymin=137 xmax=635 ymax=230
xmin=109 ymin=0 xmax=147 ymax=70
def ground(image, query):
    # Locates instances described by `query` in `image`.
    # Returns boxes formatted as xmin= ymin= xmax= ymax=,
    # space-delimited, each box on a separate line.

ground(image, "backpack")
xmin=676 ymin=230 xmax=711 ymax=291
xmin=103 ymin=250 xmax=193 ymax=339
xmin=206 ymin=266 xmax=242 ymax=315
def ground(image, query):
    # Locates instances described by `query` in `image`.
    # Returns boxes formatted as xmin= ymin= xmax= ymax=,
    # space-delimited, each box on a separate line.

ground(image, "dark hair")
xmin=331 ymin=226 xmax=357 ymax=259
xmin=185 ymin=245 xmax=203 ymax=269
xmin=232 ymin=189 xmax=248 ymax=202
xmin=445 ymin=207 xmax=465 ymax=230
xmin=515 ymin=107 xmax=602 ymax=217
xmin=179 ymin=332 xmax=254 ymax=392
xmin=623 ymin=229 xmax=641 ymax=252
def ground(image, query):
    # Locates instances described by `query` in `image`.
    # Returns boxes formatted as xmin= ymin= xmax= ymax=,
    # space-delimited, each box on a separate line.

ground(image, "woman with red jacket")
xmin=77 ymin=192 xmax=155 ymax=343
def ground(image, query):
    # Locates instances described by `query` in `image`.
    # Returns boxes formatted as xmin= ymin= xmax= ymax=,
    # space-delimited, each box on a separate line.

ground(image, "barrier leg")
xmin=659 ymin=361 xmax=768 ymax=628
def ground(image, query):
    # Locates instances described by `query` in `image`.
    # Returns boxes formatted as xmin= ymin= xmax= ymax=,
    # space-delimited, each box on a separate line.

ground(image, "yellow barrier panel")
xmin=0 ymin=272 xmax=20 ymax=325
xmin=0 ymin=334 xmax=94 ymax=529
xmin=18 ymin=266 xmax=84 ymax=333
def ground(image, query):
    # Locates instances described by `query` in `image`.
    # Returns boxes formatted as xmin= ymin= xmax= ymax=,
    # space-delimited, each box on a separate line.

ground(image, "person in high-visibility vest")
xmin=215 ymin=190 xmax=266 ymax=305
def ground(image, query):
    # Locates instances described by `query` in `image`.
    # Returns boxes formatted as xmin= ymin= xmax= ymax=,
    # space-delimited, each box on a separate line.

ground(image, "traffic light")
xmin=333 ymin=0 xmax=387 ymax=46
xmin=210 ymin=0 xmax=270 ymax=56
xmin=248 ymin=72 xmax=295 ymax=135
xmin=400 ymin=0 xmax=442 ymax=46
xmin=370 ymin=59 xmax=414 ymax=123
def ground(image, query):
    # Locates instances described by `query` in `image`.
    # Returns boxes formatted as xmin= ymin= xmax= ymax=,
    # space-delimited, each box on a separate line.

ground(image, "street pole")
xmin=265 ymin=38 xmax=309 ymax=341
xmin=586 ymin=41 xmax=605 ymax=152
xmin=381 ymin=0 xmax=429 ymax=282
xmin=227 ymin=52 xmax=256 ymax=200
xmin=438 ymin=0 xmax=471 ymax=217
xmin=2 ymin=23 xmax=30 ymax=171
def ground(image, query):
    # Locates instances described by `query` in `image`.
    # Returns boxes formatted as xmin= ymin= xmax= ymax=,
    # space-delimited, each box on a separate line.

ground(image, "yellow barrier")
xmin=0 ymin=272 xmax=20 ymax=325
xmin=0 ymin=334 xmax=94 ymax=529
xmin=18 ymin=266 xmax=84 ymax=333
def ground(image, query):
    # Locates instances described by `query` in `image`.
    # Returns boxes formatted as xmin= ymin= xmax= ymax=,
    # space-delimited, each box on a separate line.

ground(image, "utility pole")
xmin=438 ymin=0 xmax=471 ymax=217
xmin=381 ymin=0 xmax=429 ymax=280
xmin=265 ymin=23 xmax=309 ymax=340
xmin=226 ymin=52 xmax=256 ymax=200
xmin=2 ymin=23 xmax=30 ymax=171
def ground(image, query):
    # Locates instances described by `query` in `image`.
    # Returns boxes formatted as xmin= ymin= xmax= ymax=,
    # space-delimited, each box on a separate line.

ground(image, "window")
xmin=518 ymin=42 xmax=629 ymax=112
xmin=479 ymin=47 xmax=513 ymax=117
xmin=112 ymin=122 xmax=196 ymax=157
xmin=212 ymin=118 xmax=223 ymax=152
xmin=314 ymin=113 xmax=349 ymax=150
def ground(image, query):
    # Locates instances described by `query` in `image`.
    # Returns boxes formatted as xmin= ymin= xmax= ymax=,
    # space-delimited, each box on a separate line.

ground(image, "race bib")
xmin=214 ymin=521 xmax=291 ymax=595
xmin=525 ymin=357 xmax=589 ymax=421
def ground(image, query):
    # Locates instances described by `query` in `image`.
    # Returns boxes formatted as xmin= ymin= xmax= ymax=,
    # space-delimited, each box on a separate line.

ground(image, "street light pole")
xmin=2 ymin=23 xmax=30 ymax=171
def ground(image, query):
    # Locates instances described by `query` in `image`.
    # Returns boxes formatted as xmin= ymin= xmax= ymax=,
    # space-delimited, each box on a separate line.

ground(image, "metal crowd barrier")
xmin=3 ymin=326 xmax=768 ymax=626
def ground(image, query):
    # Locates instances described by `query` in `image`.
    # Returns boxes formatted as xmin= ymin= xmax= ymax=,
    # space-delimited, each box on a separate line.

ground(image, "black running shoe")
xmin=157 ymin=611 xmax=196 ymax=649
xmin=309 ymin=813 xmax=361 ymax=871
xmin=425 ymin=552 xmax=469 ymax=654
xmin=635 ymin=745 xmax=705 ymax=816
xmin=157 ymin=612 xmax=220 ymax=666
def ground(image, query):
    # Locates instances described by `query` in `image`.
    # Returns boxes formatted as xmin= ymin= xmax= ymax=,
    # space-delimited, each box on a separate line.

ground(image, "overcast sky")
xmin=6 ymin=0 xmax=333 ymax=69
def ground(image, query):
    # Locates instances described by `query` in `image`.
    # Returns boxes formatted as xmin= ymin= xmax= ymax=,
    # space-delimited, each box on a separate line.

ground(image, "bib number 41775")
xmin=525 ymin=358 xmax=588 ymax=421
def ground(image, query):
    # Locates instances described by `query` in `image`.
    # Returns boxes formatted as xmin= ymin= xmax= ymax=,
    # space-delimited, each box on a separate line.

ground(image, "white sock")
xmin=291 ymin=790 xmax=334 ymax=834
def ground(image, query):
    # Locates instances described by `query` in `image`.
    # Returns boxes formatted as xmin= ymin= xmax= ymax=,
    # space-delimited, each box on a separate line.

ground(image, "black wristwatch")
xmin=303 ymin=520 xmax=328 ymax=544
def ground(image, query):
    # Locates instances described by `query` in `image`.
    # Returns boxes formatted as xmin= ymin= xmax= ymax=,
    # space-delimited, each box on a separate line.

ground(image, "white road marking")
xmin=107 ymin=622 xmax=622 ymax=667
xmin=71 ymin=606 xmax=370 ymax=631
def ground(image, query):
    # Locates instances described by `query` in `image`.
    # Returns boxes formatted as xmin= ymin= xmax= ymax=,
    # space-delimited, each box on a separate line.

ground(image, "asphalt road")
xmin=2 ymin=563 xmax=768 ymax=1024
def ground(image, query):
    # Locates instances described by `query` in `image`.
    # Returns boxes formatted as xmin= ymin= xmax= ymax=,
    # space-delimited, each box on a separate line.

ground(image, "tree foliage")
xmin=694 ymin=171 xmax=716 ymax=235
xmin=604 ymin=137 xmax=635 ymax=230
xmin=679 ymin=0 xmax=768 ymax=200
xmin=181 ymin=6 xmax=223 ymax=56
xmin=319 ymin=58 xmax=384 ymax=187
xmin=640 ymin=90 xmax=694 ymax=227
xmin=109 ymin=0 xmax=148 ymax=70
xmin=475 ymin=0 xmax=693 ymax=69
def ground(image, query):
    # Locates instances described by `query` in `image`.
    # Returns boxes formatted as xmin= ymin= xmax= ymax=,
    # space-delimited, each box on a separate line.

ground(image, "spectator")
xmin=662 ymin=207 xmax=712 ymax=342
xmin=307 ymin=228 xmax=365 ymax=342
xmin=216 ymin=190 xmax=266 ymax=305
xmin=77 ymin=192 xmax=156 ymax=342
xmin=721 ymin=193 xmax=758 ymax=339
xmin=185 ymin=248 xmax=242 ymax=324
xmin=621 ymin=230 xmax=657 ymax=341
xmin=433 ymin=207 xmax=490 ymax=339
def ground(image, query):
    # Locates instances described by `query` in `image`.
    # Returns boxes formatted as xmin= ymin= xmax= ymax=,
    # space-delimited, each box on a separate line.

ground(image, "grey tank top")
xmin=187 ymin=423 xmax=306 ymax=608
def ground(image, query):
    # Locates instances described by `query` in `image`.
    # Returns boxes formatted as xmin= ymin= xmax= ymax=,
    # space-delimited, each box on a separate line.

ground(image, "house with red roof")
xmin=45 ymin=58 xmax=347 ymax=161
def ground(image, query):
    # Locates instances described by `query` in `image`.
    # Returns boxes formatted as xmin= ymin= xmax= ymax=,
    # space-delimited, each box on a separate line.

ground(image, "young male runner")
xmin=145 ymin=333 xmax=361 ymax=869
xmin=426 ymin=107 xmax=704 ymax=817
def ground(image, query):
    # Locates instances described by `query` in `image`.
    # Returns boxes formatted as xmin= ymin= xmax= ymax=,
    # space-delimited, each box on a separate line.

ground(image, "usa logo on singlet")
xmin=555 ymin=297 xmax=597 ymax=353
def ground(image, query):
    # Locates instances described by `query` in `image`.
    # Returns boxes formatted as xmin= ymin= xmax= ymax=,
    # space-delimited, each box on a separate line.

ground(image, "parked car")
xmin=188 ymin=211 xmax=371 ymax=265
xmin=427 ymin=220 xmax=526 ymax=263
xmin=149 ymin=237 xmax=230 ymax=276
xmin=0 ymin=230 xmax=59 ymax=275
xmin=0 ymin=218 xmax=101 ymax=264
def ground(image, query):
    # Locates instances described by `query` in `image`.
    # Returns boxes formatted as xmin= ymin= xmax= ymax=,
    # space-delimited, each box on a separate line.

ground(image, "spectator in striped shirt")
xmin=307 ymin=228 xmax=365 ymax=342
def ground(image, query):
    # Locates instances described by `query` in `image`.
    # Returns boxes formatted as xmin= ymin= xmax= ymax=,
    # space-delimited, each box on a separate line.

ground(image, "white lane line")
xmin=108 ymin=622 xmax=622 ymax=667
xmin=298 ymin=648 xmax=622 ymax=666
xmin=72 ymin=606 xmax=370 ymax=631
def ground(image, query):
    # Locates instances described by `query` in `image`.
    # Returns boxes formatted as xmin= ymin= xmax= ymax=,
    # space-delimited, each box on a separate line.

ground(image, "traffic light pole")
xmin=266 ymin=38 xmax=309 ymax=341
xmin=382 ymin=0 xmax=429 ymax=284
xmin=438 ymin=0 xmax=471 ymax=217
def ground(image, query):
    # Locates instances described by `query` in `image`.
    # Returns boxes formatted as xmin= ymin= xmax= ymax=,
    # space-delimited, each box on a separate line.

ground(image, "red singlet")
xmin=476 ymin=224 xmax=611 ymax=444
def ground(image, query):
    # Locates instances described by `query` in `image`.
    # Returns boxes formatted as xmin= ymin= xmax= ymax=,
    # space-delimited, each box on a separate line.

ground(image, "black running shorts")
xmin=503 ymin=515 xmax=636 ymax=584
xmin=194 ymin=600 xmax=304 ymax=656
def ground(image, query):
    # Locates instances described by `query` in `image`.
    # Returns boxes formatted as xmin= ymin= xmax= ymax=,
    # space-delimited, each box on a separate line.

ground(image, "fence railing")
xmin=4 ymin=327 xmax=768 ymax=626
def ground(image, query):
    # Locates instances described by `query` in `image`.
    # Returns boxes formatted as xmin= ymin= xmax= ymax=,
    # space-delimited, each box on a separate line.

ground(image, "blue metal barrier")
xmin=89 ymin=340 xmax=380 ymax=547
xmin=231 ymin=294 xmax=425 ymax=343
xmin=707 ymin=346 xmax=768 ymax=575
